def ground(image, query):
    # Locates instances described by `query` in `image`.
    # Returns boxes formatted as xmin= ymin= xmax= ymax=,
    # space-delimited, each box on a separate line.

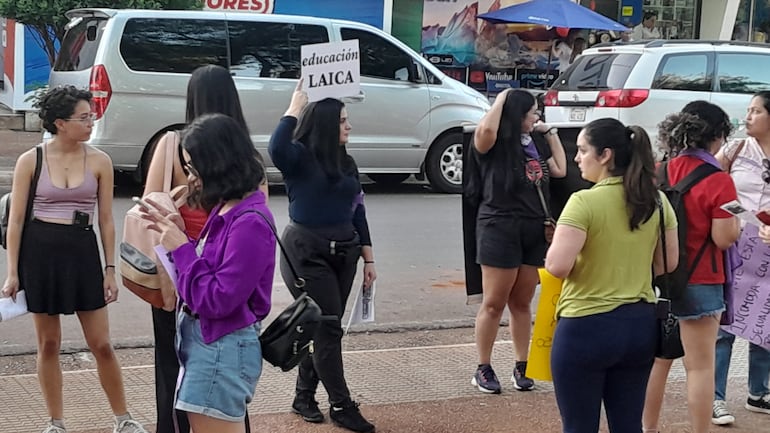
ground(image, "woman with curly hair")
xmin=1 ymin=86 xmax=148 ymax=433
xmin=642 ymin=101 xmax=740 ymax=433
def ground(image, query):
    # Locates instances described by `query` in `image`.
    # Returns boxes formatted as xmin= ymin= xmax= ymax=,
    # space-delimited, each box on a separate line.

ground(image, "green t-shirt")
xmin=555 ymin=176 xmax=677 ymax=318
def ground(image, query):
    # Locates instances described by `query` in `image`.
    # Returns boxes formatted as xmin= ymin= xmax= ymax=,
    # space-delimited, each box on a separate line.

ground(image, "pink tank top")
xmin=33 ymin=144 xmax=99 ymax=221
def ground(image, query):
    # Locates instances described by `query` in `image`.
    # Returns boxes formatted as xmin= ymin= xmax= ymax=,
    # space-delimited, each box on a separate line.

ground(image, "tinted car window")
xmin=552 ymin=54 xmax=640 ymax=90
xmin=119 ymin=19 xmax=227 ymax=73
xmin=717 ymin=53 xmax=770 ymax=94
xmin=340 ymin=28 xmax=413 ymax=81
xmin=54 ymin=17 xmax=107 ymax=71
xmin=228 ymin=21 xmax=328 ymax=79
xmin=652 ymin=54 xmax=711 ymax=91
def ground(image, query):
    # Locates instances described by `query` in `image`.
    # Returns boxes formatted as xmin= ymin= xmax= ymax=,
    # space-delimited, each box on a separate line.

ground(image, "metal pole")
xmin=749 ymin=0 xmax=756 ymax=42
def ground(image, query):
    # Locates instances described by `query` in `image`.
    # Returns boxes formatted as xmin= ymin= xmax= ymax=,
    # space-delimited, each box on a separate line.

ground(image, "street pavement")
xmin=0 ymin=130 xmax=768 ymax=432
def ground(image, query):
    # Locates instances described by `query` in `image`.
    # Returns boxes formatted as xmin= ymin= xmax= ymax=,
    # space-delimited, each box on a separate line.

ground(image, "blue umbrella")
xmin=478 ymin=0 xmax=629 ymax=32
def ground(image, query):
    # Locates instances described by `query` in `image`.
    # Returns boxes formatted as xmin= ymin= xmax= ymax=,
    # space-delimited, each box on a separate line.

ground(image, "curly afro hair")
xmin=36 ymin=85 xmax=92 ymax=135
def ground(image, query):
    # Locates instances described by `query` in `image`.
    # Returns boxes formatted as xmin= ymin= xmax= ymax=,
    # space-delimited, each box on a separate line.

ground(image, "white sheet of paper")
xmin=720 ymin=200 xmax=763 ymax=227
xmin=345 ymin=281 xmax=376 ymax=333
xmin=154 ymin=245 xmax=178 ymax=289
xmin=301 ymin=39 xmax=360 ymax=102
xmin=0 ymin=290 xmax=28 ymax=322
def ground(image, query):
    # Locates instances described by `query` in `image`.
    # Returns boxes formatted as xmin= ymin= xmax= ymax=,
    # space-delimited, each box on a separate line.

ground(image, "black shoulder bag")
xmin=248 ymin=210 xmax=332 ymax=372
xmin=655 ymin=199 xmax=685 ymax=359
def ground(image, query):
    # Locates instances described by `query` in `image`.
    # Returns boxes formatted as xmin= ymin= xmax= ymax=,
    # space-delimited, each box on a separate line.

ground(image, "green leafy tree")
xmin=0 ymin=0 xmax=202 ymax=66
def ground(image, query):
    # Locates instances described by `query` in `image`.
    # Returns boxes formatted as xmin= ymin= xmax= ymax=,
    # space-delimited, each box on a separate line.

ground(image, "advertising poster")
xmin=421 ymin=0 xmax=560 ymax=92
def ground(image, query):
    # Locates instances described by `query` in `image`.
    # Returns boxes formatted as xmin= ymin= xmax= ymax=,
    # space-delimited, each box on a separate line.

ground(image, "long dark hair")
xmin=181 ymin=113 xmax=264 ymax=212
xmin=658 ymin=100 xmax=732 ymax=157
xmin=582 ymin=118 xmax=657 ymax=230
xmin=294 ymin=97 xmax=356 ymax=181
xmin=186 ymin=65 xmax=248 ymax=131
xmin=496 ymin=90 xmax=536 ymax=183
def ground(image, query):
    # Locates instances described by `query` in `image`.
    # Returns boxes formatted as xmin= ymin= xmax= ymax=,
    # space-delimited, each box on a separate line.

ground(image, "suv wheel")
xmin=426 ymin=132 xmax=463 ymax=194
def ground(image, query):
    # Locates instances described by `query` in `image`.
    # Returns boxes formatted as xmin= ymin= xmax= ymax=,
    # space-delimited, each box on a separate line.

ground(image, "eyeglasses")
xmin=763 ymin=158 xmax=770 ymax=184
xmin=65 ymin=113 xmax=97 ymax=124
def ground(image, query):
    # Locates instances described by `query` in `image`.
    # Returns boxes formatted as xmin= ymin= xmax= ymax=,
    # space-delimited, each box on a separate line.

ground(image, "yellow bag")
xmin=526 ymin=269 xmax=563 ymax=381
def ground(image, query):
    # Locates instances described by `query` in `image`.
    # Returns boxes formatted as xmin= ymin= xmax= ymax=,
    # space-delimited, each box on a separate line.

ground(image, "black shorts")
xmin=476 ymin=216 xmax=547 ymax=269
xmin=20 ymin=219 xmax=106 ymax=315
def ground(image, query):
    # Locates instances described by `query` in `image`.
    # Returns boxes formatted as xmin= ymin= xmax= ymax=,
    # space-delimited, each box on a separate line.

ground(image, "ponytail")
xmin=582 ymin=119 xmax=657 ymax=231
xmin=624 ymin=125 xmax=657 ymax=230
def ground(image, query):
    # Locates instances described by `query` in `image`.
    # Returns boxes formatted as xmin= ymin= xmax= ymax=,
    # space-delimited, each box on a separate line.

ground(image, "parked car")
xmin=49 ymin=9 xmax=490 ymax=193
xmin=542 ymin=39 xmax=770 ymax=215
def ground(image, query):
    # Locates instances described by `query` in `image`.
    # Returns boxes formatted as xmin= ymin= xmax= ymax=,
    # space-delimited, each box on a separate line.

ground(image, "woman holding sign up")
xmin=268 ymin=80 xmax=376 ymax=433
xmin=712 ymin=91 xmax=770 ymax=423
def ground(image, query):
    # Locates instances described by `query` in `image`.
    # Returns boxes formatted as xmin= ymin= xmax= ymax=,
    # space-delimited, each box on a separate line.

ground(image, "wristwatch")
xmin=547 ymin=127 xmax=559 ymax=136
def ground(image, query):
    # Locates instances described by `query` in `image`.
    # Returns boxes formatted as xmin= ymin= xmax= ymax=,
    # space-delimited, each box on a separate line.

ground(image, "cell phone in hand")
xmin=131 ymin=196 xmax=152 ymax=209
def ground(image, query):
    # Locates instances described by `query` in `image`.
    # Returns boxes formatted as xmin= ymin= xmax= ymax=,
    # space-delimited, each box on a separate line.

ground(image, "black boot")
xmin=329 ymin=400 xmax=375 ymax=433
xmin=291 ymin=392 xmax=324 ymax=423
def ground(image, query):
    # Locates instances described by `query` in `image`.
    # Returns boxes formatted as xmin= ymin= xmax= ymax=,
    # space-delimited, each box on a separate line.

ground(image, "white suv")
xmin=543 ymin=40 xmax=770 ymax=216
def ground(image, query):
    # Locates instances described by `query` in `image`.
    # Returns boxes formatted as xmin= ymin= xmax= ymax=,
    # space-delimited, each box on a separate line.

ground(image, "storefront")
xmin=732 ymin=0 xmax=770 ymax=42
xmin=640 ymin=0 xmax=700 ymax=39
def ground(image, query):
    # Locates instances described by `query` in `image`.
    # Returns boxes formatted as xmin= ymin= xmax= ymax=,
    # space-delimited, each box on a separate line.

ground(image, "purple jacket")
xmin=171 ymin=191 xmax=276 ymax=344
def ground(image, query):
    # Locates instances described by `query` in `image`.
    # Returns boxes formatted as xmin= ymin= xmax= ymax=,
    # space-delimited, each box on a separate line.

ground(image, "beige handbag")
xmin=120 ymin=132 xmax=187 ymax=311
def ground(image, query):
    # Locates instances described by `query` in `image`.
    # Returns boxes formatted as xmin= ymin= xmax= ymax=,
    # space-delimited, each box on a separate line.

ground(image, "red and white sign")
xmin=203 ymin=0 xmax=273 ymax=13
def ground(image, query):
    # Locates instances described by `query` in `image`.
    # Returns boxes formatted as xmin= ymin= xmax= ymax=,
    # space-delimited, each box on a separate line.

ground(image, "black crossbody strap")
xmin=672 ymin=163 xmax=719 ymax=194
xmin=239 ymin=209 xmax=306 ymax=291
xmin=24 ymin=145 xmax=42 ymax=223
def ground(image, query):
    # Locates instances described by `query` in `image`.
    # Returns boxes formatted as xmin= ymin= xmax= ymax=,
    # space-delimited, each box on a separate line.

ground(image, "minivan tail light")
xmin=89 ymin=64 xmax=111 ymax=119
xmin=595 ymin=89 xmax=649 ymax=108
xmin=543 ymin=90 xmax=559 ymax=106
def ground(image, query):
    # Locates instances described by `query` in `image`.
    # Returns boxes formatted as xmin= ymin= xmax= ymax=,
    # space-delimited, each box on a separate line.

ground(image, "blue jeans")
xmin=714 ymin=329 xmax=770 ymax=400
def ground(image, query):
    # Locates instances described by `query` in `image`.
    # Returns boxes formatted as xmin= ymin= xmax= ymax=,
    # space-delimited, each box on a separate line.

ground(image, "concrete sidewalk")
xmin=1 ymin=338 xmax=765 ymax=433
xmin=0 ymin=129 xmax=42 ymax=188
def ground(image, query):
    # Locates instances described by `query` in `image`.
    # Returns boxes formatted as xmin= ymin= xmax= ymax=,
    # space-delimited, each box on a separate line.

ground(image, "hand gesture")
xmin=533 ymin=120 xmax=551 ymax=134
xmin=286 ymin=79 xmax=309 ymax=118
xmin=139 ymin=198 xmax=189 ymax=251
xmin=1 ymin=275 xmax=19 ymax=301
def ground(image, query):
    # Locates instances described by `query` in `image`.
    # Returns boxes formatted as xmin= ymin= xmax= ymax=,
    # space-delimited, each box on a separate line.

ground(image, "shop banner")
xmin=301 ymin=40 xmax=360 ymax=102
xmin=722 ymin=224 xmax=770 ymax=350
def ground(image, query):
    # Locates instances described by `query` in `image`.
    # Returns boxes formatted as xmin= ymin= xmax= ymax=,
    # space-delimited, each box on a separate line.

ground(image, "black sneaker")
xmin=745 ymin=393 xmax=770 ymax=415
xmin=291 ymin=393 xmax=324 ymax=423
xmin=471 ymin=364 xmax=501 ymax=394
xmin=329 ymin=400 xmax=375 ymax=433
xmin=511 ymin=361 xmax=534 ymax=391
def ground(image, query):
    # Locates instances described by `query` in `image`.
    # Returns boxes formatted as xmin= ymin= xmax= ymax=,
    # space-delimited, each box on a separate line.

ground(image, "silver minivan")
xmin=49 ymin=8 xmax=490 ymax=193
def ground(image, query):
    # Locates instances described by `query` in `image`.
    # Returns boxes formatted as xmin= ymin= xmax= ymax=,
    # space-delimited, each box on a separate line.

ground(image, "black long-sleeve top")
xmin=268 ymin=116 xmax=372 ymax=246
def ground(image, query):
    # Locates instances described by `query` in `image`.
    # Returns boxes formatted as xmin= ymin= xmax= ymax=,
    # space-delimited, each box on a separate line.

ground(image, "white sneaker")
xmin=42 ymin=425 xmax=66 ymax=433
xmin=712 ymin=400 xmax=735 ymax=425
xmin=113 ymin=419 xmax=149 ymax=433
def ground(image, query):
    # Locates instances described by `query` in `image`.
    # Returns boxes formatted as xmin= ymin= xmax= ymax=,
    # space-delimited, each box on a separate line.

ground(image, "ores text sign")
xmin=204 ymin=0 xmax=273 ymax=13
xmin=301 ymin=40 xmax=360 ymax=103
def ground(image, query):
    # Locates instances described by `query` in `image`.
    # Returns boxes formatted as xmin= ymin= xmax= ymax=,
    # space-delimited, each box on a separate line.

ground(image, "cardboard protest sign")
xmin=722 ymin=224 xmax=770 ymax=350
xmin=301 ymin=40 xmax=360 ymax=102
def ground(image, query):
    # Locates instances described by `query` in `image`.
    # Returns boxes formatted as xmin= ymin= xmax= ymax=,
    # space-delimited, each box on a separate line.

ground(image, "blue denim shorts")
xmin=175 ymin=312 xmax=262 ymax=422
xmin=671 ymin=283 xmax=725 ymax=321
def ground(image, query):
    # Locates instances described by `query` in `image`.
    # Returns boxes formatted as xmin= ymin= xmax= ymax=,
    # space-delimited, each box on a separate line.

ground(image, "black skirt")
xmin=20 ymin=219 xmax=106 ymax=315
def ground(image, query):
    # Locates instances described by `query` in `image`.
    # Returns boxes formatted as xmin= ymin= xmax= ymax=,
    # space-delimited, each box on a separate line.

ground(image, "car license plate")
xmin=570 ymin=108 xmax=586 ymax=122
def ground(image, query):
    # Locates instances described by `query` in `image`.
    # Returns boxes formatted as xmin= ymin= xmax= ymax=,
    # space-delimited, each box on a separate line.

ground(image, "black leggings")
xmin=280 ymin=222 xmax=361 ymax=405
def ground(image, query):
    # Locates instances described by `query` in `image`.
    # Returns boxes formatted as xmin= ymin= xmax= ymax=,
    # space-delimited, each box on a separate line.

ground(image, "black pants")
xmin=152 ymin=307 xmax=190 ymax=433
xmin=280 ymin=222 xmax=361 ymax=405
xmin=152 ymin=307 xmax=252 ymax=432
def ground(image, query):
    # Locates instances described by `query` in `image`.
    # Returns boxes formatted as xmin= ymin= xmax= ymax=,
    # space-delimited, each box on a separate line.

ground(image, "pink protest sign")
xmin=722 ymin=224 xmax=770 ymax=350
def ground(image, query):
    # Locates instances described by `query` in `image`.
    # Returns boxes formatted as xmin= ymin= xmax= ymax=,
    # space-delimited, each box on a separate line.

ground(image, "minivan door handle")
xmin=346 ymin=92 xmax=365 ymax=103
xmin=432 ymin=95 xmax=440 ymax=100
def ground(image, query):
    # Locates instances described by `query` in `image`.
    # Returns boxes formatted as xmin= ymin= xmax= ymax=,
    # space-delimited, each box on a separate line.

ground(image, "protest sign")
xmin=301 ymin=40 xmax=360 ymax=102
xmin=344 ymin=281 xmax=376 ymax=334
xmin=722 ymin=224 xmax=770 ymax=350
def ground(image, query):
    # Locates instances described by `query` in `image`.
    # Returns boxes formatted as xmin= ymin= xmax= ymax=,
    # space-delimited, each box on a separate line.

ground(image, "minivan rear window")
xmin=54 ymin=17 xmax=107 ymax=71
xmin=551 ymin=53 xmax=641 ymax=91
xmin=119 ymin=19 xmax=228 ymax=73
